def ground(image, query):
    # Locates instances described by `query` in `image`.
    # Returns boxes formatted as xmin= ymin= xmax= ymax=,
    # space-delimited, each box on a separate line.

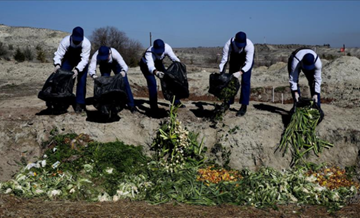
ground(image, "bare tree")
xmin=90 ymin=26 xmax=142 ymax=67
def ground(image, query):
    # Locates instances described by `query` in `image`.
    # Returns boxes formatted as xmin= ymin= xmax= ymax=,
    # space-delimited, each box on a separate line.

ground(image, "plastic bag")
xmin=161 ymin=62 xmax=189 ymax=101
xmin=93 ymin=73 xmax=128 ymax=115
xmin=38 ymin=69 xmax=75 ymax=102
xmin=208 ymin=73 xmax=240 ymax=100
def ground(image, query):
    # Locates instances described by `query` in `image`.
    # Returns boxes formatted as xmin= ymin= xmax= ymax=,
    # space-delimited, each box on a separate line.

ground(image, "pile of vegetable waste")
xmin=209 ymin=77 xmax=240 ymax=123
xmin=278 ymin=100 xmax=333 ymax=166
xmin=0 ymin=104 xmax=358 ymax=211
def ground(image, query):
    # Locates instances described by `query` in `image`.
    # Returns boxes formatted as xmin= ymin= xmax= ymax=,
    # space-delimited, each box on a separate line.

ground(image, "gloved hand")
xmin=120 ymin=70 xmax=126 ymax=77
xmin=312 ymin=94 xmax=318 ymax=103
xmin=156 ymin=71 xmax=165 ymax=79
xmin=233 ymin=71 xmax=242 ymax=78
xmin=53 ymin=65 xmax=60 ymax=73
xmin=91 ymin=74 xmax=98 ymax=79
xmin=294 ymin=92 xmax=300 ymax=102
xmin=72 ymin=69 xmax=79 ymax=79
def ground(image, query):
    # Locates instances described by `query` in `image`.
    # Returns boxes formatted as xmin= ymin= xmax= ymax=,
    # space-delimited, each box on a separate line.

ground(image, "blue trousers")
xmin=239 ymin=67 xmax=252 ymax=105
xmin=228 ymin=50 xmax=253 ymax=106
xmin=100 ymin=62 xmax=135 ymax=108
xmin=227 ymin=68 xmax=252 ymax=106
xmin=61 ymin=59 xmax=87 ymax=105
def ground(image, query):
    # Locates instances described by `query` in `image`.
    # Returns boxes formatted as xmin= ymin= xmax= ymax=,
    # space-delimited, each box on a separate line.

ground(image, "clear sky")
xmin=0 ymin=1 xmax=359 ymax=48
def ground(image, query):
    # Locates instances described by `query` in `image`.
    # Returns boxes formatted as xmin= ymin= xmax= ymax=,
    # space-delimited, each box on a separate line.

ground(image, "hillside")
xmin=1 ymin=24 xmax=359 ymax=67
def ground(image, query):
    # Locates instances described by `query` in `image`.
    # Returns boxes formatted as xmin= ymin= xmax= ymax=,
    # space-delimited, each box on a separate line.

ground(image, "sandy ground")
xmin=0 ymin=55 xmax=360 ymax=217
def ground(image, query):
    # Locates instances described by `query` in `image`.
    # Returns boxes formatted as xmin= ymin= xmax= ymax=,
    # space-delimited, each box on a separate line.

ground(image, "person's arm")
xmin=145 ymin=50 xmax=156 ymax=74
xmin=111 ymin=48 xmax=128 ymax=73
xmin=219 ymin=39 xmax=231 ymax=73
xmin=313 ymin=58 xmax=322 ymax=94
xmin=75 ymin=38 xmax=91 ymax=72
xmin=289 ymin=60 xmax=300 ymax=92
xmin=165 ymin=44 xmax=180 ymax=62
xmin=53 ymin=36 xmax=70 ymax=67
xmin=88 ymin=50 xmax=98 ymax=77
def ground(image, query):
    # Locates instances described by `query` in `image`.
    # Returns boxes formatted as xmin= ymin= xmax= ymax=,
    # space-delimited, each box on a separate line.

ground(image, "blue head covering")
xmin=71 ymin=26 xmax=84 ymax=42
xmin=153 ymin=39 xmax=165 ymax=54
xmin=302 ymin=53 xmax=315 ymax=71
xmin=234 ymin=32 xmax=247 ymax=48
xmin=97 ymin=46 xmax=110 ymax=61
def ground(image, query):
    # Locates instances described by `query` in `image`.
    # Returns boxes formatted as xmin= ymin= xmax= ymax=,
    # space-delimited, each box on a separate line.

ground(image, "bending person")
xmin=139 ymin=39 xmax=184 ymax=116
xmin=88 ymin=46 xmax=137 ymax=113
xmin=219 ymin=31 xmax=254 ymax=116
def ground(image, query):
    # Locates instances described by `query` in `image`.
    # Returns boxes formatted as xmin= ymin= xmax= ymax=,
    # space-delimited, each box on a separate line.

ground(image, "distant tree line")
xmin=1 ymin=27 xmax=359 ymax=68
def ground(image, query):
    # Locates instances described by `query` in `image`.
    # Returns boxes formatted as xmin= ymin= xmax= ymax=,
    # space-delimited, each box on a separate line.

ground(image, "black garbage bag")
xmin=93 ymin=74 xmax=128 ymax=116
xmin=38 ymin=69 xmax=75 ymax=110
xmin=208 ymin=73 xmax=240 ymax=100
xmin=161 ymin=62 xmax=189 ymax=101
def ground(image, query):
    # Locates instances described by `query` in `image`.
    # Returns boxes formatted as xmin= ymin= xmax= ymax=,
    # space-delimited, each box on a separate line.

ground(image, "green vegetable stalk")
xmin=213 ymin=78 xmax=239 ymax=122
xmin=278 ymin=101 xmax=333 ymax=167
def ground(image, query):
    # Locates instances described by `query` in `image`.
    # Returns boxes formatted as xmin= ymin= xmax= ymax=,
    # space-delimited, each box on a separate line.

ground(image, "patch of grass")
xmin=0 ymin=42 xmax=9 ymax=57
xmin=14 ymin=48 xmax=25 ymax=62
xmin=36 ymin=45 xmax=46 ymax=63
xmin=229 ymin=126 xmax=240 ymax=134
xmin=274 ymin=86 xmax=288 ymax=93
xmin=252 ymin=87 xmax=264 ymax=94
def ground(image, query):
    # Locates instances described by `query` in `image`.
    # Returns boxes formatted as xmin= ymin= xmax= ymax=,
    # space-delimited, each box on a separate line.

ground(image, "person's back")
xmin=88 ymin=46 xmax=137 ymax=114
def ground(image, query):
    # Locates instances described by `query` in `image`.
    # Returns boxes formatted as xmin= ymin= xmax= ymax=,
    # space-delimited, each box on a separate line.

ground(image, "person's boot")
xmin=74 ymin=103 xmax=84 ymax=113
xmin=129 ymin=106 xmax=138 ymax=114
xmin=236 ymin=105 xmax=247 ymax=117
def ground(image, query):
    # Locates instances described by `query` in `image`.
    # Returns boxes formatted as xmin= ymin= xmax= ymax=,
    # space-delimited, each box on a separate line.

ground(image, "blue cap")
xmin=302 ymin=53 xmax=315 ymax=71
xmin=153 ymin=39 xmax=165 ymax=54
xmin=97 ymin=46 xmax=110 ymax=61
xmin=71 ymin=26 xmax=84 ymax=42
xmin=234 ymin=32 xmax=247 ymax=48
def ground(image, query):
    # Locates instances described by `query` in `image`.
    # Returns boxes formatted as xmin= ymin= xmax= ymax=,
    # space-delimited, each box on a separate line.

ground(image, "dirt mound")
xmin=0 ymin=25 xmax=68 ymax=62
xmin=0 ymin=56 xmax=360 ymax=182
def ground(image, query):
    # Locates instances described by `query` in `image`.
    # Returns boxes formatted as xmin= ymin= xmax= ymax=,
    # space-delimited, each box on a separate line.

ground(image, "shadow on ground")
xmin=253 ymin=103 xmax=291 ymax=127
xmin=135 ymin=99 xmax=169 ymax=119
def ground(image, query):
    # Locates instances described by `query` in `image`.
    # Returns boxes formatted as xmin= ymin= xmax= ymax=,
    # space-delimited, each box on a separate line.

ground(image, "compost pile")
xmin=278 ymin=99 xmax=332 ymax=166
xmin=0 ymin=104 xmax=358 ymax=211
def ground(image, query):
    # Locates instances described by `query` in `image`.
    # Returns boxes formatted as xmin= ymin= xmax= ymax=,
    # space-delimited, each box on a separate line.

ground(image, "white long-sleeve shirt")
xmin=219 ymin=37 xmax=255 ymax=73
xmin=141 ymin=43 xmax=180 ymax=73
xmin=53 ymin=35 xmax=91 ymax=72
xmin=289 ymin=49 xmax=322 ymax=93
xmin=88 ymin=48 xmax=128 ymax=77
